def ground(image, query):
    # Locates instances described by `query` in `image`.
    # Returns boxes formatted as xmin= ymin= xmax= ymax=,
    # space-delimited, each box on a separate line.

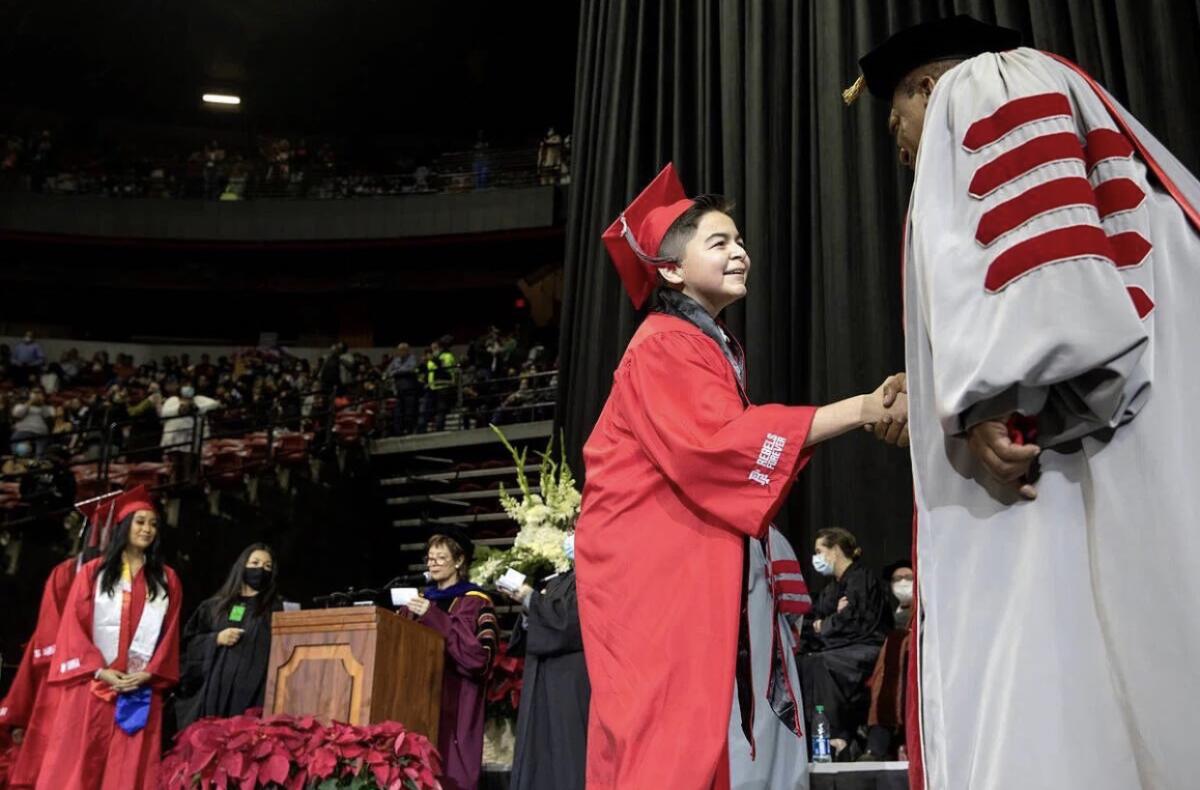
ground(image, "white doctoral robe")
xmin=905 ymin=47 xmax=1200 ymax=790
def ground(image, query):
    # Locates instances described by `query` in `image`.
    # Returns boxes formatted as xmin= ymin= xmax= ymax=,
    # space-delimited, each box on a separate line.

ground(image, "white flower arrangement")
xmin=469 ymin=426 xmax=581 ymax=586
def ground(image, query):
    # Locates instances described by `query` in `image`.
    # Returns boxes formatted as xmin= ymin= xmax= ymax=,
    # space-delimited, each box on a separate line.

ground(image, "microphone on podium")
xmin=383 ymin=571 xmax=432 ymax=588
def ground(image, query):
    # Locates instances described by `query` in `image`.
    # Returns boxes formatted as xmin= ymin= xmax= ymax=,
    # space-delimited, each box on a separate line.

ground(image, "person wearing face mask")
xmin=798 ymin=527 xmax=892 ymax=761
xmin=172 ymin=543 xmax=281 ymax=733
xmin=860 ymin=560 xmax=917 ymax=762
xmin=884 ymin=560 xmax=914 ymax=631
xmin=505 ymin=532 xmax=589 ymax=790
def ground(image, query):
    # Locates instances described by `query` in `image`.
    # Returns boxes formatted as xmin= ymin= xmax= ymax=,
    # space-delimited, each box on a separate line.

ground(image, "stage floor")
xmin=481 ymin=761 xmax=910 ymax=789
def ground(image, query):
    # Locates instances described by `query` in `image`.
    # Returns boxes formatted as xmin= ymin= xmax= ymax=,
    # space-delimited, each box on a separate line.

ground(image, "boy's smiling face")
xmin=659 ymin=211 xmax=750 ymax=316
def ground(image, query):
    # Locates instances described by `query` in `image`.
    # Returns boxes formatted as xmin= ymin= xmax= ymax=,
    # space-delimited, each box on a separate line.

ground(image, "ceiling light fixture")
xmin=202 ymin=93 xmax=241 ymax=106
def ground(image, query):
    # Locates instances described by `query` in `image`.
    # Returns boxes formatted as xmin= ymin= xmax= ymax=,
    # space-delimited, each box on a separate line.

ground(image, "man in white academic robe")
xmin=849 ymin=14 xmax=1200 ymax=790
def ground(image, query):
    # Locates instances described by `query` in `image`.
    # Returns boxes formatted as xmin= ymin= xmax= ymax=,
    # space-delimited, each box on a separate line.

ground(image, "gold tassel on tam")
xmin=842 ymin=74 xmax=865 ymax=106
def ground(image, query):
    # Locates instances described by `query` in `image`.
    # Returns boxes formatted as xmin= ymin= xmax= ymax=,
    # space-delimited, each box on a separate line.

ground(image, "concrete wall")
xmin=0 ymin=186 xmax=555 ymax=241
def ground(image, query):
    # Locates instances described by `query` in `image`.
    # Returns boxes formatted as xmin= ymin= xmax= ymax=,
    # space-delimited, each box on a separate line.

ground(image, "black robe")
xmin=509 ymin=572 xmax=589 ymax=790
xmin=174 ymin=595 xmax=281 ymax=732
xmin=799 ymin=562 xmax=893 ymax=745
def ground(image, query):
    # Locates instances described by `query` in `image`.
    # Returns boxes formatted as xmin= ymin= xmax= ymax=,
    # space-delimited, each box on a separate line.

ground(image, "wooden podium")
xmin=264 ymin=606 xmax=445 ymax=741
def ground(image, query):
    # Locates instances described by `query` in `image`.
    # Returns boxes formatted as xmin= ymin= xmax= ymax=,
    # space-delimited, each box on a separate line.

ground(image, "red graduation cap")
xmin=114 ymin=485 xmax=157 ymax=522
xmin=75 ymin=485 xmax=156 ymax=556
xmin=601 ymin=163 xmax=695 ymax=309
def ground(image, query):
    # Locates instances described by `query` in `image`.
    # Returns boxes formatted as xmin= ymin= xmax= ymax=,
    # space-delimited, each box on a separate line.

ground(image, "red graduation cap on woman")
xmin=601 ymin=163 xmax=696 ymax=309
xmin=77 ymin=486 xmax=158 ymax=557
xmin=113 ymin=485 xmax=157 ymax=522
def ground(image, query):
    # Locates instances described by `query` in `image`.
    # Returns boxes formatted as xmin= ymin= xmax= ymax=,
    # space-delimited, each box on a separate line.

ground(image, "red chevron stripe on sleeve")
xmin=1085 ymin=128 xmax=1135 ymax=171
xmin=962 ymin=93 xmax=1073 ymax=152
xmin=1108 ymin=231 xmax=1152 ymax=268
xmin=976 ymin=177 xmax=1097 ymax=245
xmin=1094 ymin=178 xmax=1146 ymax=219
xmin=969 ymin=132 xmax=1086 ymax=198
xmin=1126 ymin=286 xmax=1155 ymax=319
xmin=984 ymin=225 xmax=1114 ymax=292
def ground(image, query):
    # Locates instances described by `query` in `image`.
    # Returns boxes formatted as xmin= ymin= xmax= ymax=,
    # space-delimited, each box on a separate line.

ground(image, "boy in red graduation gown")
xmin=35 ymin=487 xmax=182 ymax=790
xmin=575 ymin=164 xmax=907 ymax=790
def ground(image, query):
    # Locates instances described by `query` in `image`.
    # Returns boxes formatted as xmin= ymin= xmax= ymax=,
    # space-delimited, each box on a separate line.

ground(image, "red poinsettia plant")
xmin=159 ymin=712 xmax=442 ymax=790
xmin=485 ymin=642 xmax=524 ymax=721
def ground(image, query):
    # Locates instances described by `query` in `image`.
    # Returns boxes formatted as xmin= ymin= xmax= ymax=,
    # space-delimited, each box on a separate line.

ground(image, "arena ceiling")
xmin=0 ymin=0 xmax=578 ymax=141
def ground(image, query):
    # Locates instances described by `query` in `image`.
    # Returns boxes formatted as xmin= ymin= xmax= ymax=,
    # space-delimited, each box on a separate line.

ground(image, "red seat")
xmin=204 ymin=448 xmax=244 ymax=490
xmin=274 ymin=433 xmax=310 ymax=467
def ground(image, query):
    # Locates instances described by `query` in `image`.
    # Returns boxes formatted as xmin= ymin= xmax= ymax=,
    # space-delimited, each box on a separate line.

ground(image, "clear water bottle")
xmin=812 ymin=705 xmax=832 ymax=763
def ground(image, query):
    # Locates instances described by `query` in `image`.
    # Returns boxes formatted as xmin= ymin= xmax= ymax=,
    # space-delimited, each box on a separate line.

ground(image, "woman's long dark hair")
xmin=99 ymin=512 xmax=168 ymax=600
xmin=211 ymin=543 xmax=279 ymax=617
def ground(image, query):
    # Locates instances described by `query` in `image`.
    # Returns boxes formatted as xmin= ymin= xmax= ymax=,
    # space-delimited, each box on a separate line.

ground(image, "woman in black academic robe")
xmin=505 ymin=540 xmax=589 ymax=790
xmin=174 ymin=543 xmax=282 ymax=731
xmin=799 ymin=528 xmax=893 ymax=759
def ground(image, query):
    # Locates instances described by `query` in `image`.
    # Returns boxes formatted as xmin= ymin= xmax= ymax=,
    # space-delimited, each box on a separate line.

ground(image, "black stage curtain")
xmin=557 ymin=0 xmax=1200 ymax=571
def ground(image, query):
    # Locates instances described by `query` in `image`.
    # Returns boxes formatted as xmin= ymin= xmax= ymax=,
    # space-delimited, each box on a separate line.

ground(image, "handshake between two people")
xmin=863 ymin=372 xmax=1041 ymax=501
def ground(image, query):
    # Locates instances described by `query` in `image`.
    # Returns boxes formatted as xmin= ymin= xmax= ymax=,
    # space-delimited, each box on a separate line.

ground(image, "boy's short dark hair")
xmin=657 ymin=194 xmax=735 ymax=261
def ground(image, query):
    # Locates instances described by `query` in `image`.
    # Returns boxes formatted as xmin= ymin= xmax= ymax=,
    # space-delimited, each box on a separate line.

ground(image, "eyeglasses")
xmin=425 ymin=556 xmax=453 ymax=565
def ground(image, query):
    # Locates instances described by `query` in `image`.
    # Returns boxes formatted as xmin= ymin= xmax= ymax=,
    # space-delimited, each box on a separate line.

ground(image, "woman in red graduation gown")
xmin=0 ymin=555 xmax=80 ymax=789
xmin=577 ymin=165 xmax=907 ymax=790
xmin=35 ymin=487 xmax=182 ymax=790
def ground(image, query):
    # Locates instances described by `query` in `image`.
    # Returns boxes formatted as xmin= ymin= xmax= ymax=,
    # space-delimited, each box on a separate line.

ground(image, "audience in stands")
xmin=10 ymin=387 xmax=55 ymax=458
xmin=799 ymin=527 xmax=893 ymax=761
xmin=0 ymin=334 xmax=558 ymax=514
xmin=160 ymin=385 xmax=222 ymax=483
xmin=387 ymin=342 xmax=421 ymax=436
xmin=419 ymin=336 xmax=459 ymax=434
xmin=0 ymin=126 xmax=571 ymax=200
xmin=12 ymin=331 xmax=46 ymax=373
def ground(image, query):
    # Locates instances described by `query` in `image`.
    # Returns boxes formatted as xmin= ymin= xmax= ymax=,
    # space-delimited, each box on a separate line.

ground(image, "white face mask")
xmin=812 ymin=552 xmax=834 ymax=577
xmin=893 ymin=580 xmax=914 ymax=604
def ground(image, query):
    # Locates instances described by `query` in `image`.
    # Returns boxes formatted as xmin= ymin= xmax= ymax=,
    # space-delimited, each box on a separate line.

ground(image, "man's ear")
xmin=658 ymin=263 xmax=685 ymax=286
xmin=919 ymin=74 xmax=937 ymax=99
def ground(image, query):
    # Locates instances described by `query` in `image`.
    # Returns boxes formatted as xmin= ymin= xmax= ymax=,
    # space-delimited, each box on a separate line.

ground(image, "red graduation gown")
xmin=35 ymin=558 xmax=182 ymax=790
xmin=576 ymin=313 xmax=817 ymax=790
xmin=0 ymin=558 xmax=78 ymax=789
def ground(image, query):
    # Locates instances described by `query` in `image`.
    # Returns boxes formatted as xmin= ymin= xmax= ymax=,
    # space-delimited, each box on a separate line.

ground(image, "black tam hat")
xmin=844 ymin=14 xmax=1022 ymax=104
xmin=437 ymin=524 xmax=475 ymax=566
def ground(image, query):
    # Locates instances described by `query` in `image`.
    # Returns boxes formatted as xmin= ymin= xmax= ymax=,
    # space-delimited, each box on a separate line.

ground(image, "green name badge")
xmin=229 ymin=604 xmax=247 ymax=623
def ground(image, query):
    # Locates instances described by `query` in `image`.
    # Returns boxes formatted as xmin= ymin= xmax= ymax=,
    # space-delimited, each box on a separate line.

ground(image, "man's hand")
xmin=967 ymin=419 xmax=1040 ymax=500
xmin=406 ymin=596 xmax=431 ymax=618
xmin=812 ymin=619 xmax=823 ymax=634
xmin=865 ymin=372 xmax=910 ymax=447
xmin=836 ymin=596 xmax=850 ymax=613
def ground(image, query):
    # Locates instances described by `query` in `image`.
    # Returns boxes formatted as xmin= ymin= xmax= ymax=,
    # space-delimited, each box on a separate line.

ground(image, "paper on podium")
xmin=496 ymin=568 xmax=527 ymax=594
xmin=390 ymin=587 xmax=420 ymax=607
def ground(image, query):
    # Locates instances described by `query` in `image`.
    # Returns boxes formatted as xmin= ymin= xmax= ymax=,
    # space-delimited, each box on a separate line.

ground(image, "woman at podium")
xmin=403 ymin=527 xmax=498 ymax=790
xmin=173 ymin=543 xmax=282 ymax=732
